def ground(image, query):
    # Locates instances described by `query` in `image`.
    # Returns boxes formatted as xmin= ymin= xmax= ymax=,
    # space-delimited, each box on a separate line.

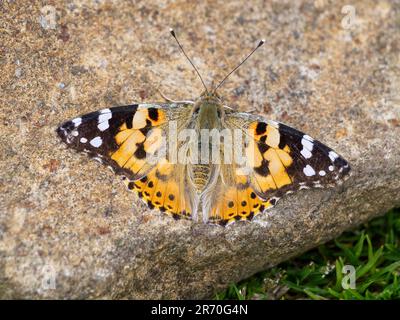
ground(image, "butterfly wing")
xmin=201 ymin=161 xmax=274 ymax=226
xmin=57 ymin=103 xmax=199 ymax=219
xmin=202 ymin=108 xmax=350 ymax=225
xmin=123 ymin=160 xmax=199 ymax=220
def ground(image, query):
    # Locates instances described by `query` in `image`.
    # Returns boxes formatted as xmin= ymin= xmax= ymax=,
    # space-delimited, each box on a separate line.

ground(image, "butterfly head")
xmin=199 ymin=90 xmax=222 ymax=104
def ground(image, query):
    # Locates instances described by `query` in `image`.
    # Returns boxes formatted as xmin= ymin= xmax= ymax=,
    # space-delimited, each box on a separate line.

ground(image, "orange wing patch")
xmin=208 ymin=185 xmax=273 ymax=226
xmin=112 ymin=130 xmax=146 ymax=165
xmin=124 ymin=160 xmax=193 ymax=220
xmin=130 ymin=106 xmax=166 ymax=128
xmin=205 ymin=165 xmax=274 ymax=225
xmin=246 ymin=121 xmax=294 ymax=197
xmin=110 ymin=107 xmax=167 ymax=179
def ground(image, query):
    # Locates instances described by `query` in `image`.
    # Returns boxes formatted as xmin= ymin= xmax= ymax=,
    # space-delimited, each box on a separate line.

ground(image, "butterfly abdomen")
xmin=187 ymin=101 xmax=221 ymax=193
xmin=191 ymin=164 xmax=212 ymax=192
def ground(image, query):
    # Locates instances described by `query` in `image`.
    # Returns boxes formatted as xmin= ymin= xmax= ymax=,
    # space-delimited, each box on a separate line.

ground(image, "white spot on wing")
xmin=90 ymin=136 xmax=102 ymax=148
xmin=72 ymin=117 xmax=82 ymax=127
xmin=319 ymin=170 xmax=326 ymax=176
xmin=301 ymin=135 xmax=314 ymax=159
xmin=98 ymin=121 xmax=110 ymax=131
xmin=329 ymin=151 xmax=339 ymax=162
xmin=328 ymin=165 xmax=334 ymax=171
xmin=303 ymin=165 xmax=316 ymax=176
xmin=80 ymin=137 xmax=87 ymax=143
xmin=301 ymin=148 xmax=312 ymax=159
xmin=301 ymin=137 xmax=314 ymax=150
xmin=98 ymin=110 xmax=112 ymax=131
xmin=303 ymin=135 xmax=314 ymax=141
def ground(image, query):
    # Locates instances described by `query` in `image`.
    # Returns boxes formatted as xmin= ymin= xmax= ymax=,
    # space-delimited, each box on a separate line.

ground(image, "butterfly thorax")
xmin=189 ymin=94 xmax=223 ymax=193
xmin=197 ymin=100 xmax=221 ymax=129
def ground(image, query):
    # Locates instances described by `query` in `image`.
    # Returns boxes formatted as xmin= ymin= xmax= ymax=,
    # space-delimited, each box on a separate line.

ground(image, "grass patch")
xmin=216 ymin=208 xmax=400 ymax=300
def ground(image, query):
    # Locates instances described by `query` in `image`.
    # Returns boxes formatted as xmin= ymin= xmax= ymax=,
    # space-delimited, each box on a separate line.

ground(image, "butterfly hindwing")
xmin=124 ymin=160 xmax=198 ymax=220
xmin=201 ymin=163 xmax=275 ymax=226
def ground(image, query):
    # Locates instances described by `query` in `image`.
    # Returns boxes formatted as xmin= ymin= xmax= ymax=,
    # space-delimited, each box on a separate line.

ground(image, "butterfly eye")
xmin=217 ymin=110 xmax=221 ymax=118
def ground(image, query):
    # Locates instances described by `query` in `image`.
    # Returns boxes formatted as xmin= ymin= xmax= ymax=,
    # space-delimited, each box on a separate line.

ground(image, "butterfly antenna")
xmin=214 ymin=39 xmax=265 ymax=92
xmin=170 ymin=28 xmax=208 ymax=92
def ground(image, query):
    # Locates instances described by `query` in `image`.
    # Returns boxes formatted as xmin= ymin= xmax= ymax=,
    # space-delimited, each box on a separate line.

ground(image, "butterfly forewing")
xmin=57 ymin=102 xmax=193 ymax=180
xmin=223 ymin=110 xmax=350 ymax=200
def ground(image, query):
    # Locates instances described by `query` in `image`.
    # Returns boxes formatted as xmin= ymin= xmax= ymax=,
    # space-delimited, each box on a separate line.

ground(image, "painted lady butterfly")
xmin=57 ymin=30 xmax=350 ymax=226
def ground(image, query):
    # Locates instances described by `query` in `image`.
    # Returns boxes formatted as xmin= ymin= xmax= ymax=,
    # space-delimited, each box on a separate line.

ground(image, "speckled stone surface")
xmin=0 ymin=0 xmax=399 ymax=299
